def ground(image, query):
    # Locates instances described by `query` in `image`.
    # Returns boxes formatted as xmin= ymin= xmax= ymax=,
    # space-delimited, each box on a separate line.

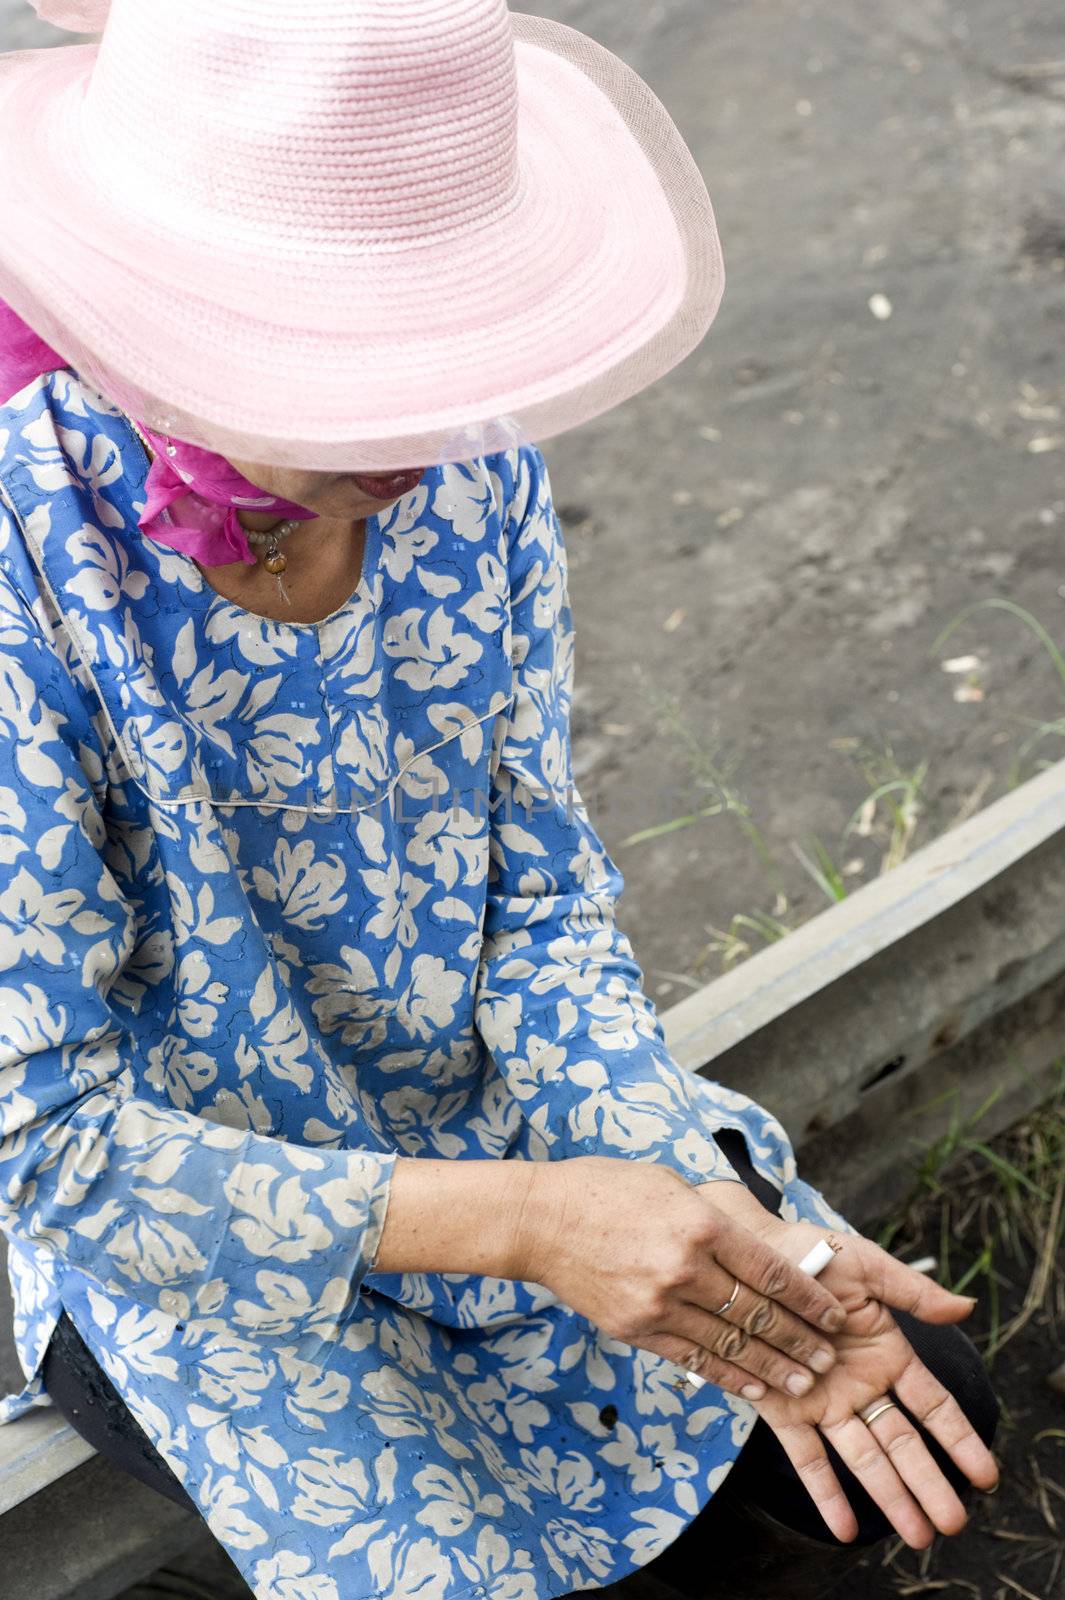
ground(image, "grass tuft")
xmin=624 ymin=686 xmax=931 ymax=973
xmin=878 ymin=1065 xmax=1065 ymax=1365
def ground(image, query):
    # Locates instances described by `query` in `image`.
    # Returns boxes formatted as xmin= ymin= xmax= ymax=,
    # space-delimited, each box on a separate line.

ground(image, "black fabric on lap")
xmin=42 ymin=1309 xmax=197 ymax=1513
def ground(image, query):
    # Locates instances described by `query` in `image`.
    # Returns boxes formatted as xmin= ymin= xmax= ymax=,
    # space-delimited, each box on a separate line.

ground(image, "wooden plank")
xmin=0 ymin=1409 xmax=93 ymax=1516
xmin=663 ymin=752 xmax=1065 ymax=1069
xmin=0 ymin=1452 xmax=200 ymax=1600
xmin=661 ymin=757 xmax=1065 ymax=1221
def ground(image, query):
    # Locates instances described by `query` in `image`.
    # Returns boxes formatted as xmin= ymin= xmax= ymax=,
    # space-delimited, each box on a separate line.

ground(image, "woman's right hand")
xmin=517 ymin=1156 xmax=849 ymax=1402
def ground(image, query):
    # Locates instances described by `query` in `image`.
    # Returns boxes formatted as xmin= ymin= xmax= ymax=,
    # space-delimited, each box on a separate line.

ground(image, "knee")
xmin=892 ymin=1308 xmax=1000 ymax=1447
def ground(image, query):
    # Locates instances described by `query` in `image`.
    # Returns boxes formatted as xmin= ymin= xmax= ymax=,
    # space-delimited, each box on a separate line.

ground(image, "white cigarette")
xmin=797 ymin=1239 xmax=837 ymax=1278
xmin=682 ymin=1237 xmax=837 ymax=1392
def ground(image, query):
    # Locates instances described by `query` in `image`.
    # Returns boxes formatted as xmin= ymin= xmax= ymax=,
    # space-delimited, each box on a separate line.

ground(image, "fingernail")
xmin=821 ymin=1308 xmax=846 ymax=1332
xmin=741 ymin=1384 xmax=765 ymax=1401
xmin=809 ymin=1349 xmax=834 ymax=1374
xmin=787 ymin=1372 xmax=813 ymax=1396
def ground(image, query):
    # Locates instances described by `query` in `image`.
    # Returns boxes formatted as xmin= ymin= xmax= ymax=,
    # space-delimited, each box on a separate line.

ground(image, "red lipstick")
xmin=351 ymin=468 xmax=427 ymax=500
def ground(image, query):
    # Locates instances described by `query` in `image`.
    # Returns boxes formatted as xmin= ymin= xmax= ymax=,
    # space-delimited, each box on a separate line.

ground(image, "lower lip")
xmin=351 ymin=468 xmax=427 ymax=499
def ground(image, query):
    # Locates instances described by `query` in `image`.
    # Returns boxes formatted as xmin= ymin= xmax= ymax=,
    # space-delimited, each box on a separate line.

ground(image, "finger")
xmin=822 ymin=1413 xmax=935 ymax=1549
xmin=673 ymin=1302 xmax=821 ymax=1398
xmin=893 ymin=1354 xmax=1000 ymax=1494
xmin=857 ymin=1239 xmax=978 ymax=1325
xmin=690 ymin=1266 xmax=838 ymax=1375
xmin=643 ymin=1334 xmax=768 ymax=1403
xmin=712 ymin=1216 xmax=846 ymax=1333
xmin=863 ymin=1404 xmax=969 ymax=1536
xmin=761 ymin=1418 xmax=860 ymax=1543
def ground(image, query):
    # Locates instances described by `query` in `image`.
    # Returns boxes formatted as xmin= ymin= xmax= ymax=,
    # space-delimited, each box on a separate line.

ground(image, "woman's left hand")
xmin=697 ymin=1182 xmax=1000 ymax=1548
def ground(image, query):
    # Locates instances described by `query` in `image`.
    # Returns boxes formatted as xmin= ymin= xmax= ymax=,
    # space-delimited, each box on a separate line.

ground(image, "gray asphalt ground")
xmin=1 ymin=3 xmax=1064 ymax=1591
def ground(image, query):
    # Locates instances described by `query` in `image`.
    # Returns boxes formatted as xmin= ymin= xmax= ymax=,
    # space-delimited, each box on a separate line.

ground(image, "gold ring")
xmin=714 ymin=1278 xmax=741 ymax=1317
xmin=858 ymin=1399 xmax=899 ymax=1426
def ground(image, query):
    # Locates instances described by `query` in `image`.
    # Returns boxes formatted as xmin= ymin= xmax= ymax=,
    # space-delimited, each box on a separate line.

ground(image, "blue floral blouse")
xmin=0 ymin=368 xmax=849 ymax=1600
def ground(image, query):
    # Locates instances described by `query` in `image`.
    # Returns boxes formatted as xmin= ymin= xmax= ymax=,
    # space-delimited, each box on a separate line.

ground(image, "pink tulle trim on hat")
xmin=26 ymin=0 xmax=110 ymax=35
xmin=0 ymin=297 xmax=316 ymax=567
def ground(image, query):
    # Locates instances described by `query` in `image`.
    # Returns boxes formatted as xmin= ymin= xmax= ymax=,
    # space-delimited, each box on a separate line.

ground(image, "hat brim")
xmin=0 ymin=15 xmax=724 ymax=471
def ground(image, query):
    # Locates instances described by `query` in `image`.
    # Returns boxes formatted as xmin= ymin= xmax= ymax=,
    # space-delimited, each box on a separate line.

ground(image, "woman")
xmin=0 ymin=5 xmax=997 ymax=1600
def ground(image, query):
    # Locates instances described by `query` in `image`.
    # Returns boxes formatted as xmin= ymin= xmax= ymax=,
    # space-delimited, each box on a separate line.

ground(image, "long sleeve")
xmin=475 ymin=446 xmax=762 ymax=1188
xmin=0 ymin=565 xmax=395 ymax=1344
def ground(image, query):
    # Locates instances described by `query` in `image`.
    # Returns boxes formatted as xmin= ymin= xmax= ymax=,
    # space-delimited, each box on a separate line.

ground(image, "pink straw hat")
xmin=0 ymin=0 xmax=725 ymax=472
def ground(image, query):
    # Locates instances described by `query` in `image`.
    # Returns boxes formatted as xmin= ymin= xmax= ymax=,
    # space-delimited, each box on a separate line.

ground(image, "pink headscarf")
xmin=0 ymin=298 xmax=316 ymax=566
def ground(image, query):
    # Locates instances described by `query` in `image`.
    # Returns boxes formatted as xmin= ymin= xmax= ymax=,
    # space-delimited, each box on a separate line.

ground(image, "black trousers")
xmin=42 ymin=1132 xmax=999 ymax=1543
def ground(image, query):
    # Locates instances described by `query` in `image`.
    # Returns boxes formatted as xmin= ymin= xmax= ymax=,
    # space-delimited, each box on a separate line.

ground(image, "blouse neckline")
xmin=121 ymin=411 xmax=385 ymax=633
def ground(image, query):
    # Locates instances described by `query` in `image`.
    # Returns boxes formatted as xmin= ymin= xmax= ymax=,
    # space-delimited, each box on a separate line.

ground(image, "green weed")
xmin=878 ymin=1064 xmax=1065 ymax=1365
xmin=624 ymin=685 xmax=930 ymax=971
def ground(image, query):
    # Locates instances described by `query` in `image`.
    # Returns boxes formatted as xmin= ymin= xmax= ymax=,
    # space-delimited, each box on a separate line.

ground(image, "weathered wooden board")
xmin=664 ymin=754 xmax=1065 ymax=1222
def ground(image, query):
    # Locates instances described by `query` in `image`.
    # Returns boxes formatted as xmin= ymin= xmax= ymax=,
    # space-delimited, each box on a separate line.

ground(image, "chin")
xmin=311 ymin=486 xmax=376 ymax=517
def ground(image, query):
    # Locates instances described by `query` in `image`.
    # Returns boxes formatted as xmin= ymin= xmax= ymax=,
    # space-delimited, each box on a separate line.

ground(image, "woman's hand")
xmin=753 ymin=1265 xmax=1000 ymax=1548
xmin=705 ymin=1191 xmax=1000 ymax=1547
xmin=518 ymin=1156 xmax=851 ymax=1402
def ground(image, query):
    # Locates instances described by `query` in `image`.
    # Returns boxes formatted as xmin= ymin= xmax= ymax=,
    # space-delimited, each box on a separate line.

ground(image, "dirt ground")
xmin=535 ymin=0 xmax=1065 ymax=1002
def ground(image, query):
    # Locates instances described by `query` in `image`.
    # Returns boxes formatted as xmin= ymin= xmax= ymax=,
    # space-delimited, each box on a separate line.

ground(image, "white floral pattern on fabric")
xmin=0 ymin=370 xmax=854 ymax=1600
